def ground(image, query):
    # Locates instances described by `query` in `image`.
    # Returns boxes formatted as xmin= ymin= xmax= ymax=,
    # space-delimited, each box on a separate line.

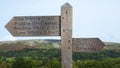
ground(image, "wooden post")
xmin=61 ymin=3 xmax=72 ymax=68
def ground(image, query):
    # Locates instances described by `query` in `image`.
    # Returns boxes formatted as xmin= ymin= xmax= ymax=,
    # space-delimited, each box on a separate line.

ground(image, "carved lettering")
xmin=10 ymin=16 xmax=60 ymax=36
xmin=72 ymin=38 xmax=105 ymax=52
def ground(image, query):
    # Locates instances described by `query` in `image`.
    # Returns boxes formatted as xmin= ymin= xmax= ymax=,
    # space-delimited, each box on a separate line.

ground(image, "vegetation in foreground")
xmin=0 ymin=49 xmax=120 ymax=68
xmin=0 ymin=40 xmax=120 ymax=68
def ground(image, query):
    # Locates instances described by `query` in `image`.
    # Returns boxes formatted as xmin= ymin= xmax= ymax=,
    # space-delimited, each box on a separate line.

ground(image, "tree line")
xmin=0 ymin=48 xmax=120 ymax=68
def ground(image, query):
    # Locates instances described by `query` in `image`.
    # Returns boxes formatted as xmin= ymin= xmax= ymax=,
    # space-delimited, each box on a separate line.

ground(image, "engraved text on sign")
xmin=72 ymin=38 xmax=105 ymax=52
xmin=6 ymin=16 xmax=60 ymax=36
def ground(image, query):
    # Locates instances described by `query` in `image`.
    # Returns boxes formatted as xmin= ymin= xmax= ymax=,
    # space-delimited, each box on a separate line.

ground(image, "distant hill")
xmin=0 ymin=39 xmax=120 ymax=51
xmin=0 ymin=39 xmax=60 ymax=51
xmin=103 ymin=42 xmax=120 ymax=50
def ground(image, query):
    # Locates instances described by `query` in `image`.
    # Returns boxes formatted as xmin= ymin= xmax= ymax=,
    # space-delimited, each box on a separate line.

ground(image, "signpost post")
xmin=61 ymin=3 xmax=72 ymax=68
xmin=5 ymin=3 xmax=105 ymax=68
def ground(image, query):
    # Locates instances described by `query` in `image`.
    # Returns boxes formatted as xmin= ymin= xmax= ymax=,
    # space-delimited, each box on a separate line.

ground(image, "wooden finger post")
xmin=61 ymin=3 xmax=72 ymax=68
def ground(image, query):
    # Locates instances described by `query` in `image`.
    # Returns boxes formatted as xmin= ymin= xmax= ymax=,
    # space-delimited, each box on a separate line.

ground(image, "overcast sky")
xmin=0 ymin=0 xmax=120 ymax=42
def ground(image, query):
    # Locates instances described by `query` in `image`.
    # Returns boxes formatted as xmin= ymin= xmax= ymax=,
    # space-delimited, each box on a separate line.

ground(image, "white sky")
xmin=0 ymin=0 xmax=120 ymax=42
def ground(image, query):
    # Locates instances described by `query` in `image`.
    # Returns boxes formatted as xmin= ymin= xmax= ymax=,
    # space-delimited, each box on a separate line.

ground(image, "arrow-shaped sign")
xmin=5 ymin=16 xmax=61 ymax=36
xmin=72 ymin=38 xmax=105 ymax=52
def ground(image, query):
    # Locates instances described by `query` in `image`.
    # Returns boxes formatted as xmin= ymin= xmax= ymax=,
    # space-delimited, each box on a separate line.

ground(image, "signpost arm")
xmin=61 ymin=3 xmax=72 ymax=68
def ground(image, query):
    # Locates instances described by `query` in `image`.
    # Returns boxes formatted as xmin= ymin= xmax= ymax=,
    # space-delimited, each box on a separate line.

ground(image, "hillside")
xmin=104 ymin=42 xmax=120 ymax=50
xmin=0 ymin=39 xmax=120 ymax=51
xmin=0 ymin=39 xmax=60 ymax=51
xmin=0 ymin=40 xmax=120 ymax=68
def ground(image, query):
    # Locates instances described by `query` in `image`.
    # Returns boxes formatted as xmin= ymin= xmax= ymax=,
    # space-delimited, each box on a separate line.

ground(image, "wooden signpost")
xmin=72 ymin=38 xmax=105 ymax=52
xmin=61 ymin=3 xmax=72 ymax=68
xmin=6 ymin=16 xmax=61 ymax=36
xmin=5 ymin=3 xmax=105 ymax=68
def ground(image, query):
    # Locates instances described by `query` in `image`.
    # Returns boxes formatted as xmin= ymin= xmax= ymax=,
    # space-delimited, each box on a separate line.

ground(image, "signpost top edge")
xmin=61 ymin=2 xmax=72 ymax=8
xmin=72 ymin=38 xmax=100 ymax=39
xmin=13 ymin=15 xmax=61 ymax=17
